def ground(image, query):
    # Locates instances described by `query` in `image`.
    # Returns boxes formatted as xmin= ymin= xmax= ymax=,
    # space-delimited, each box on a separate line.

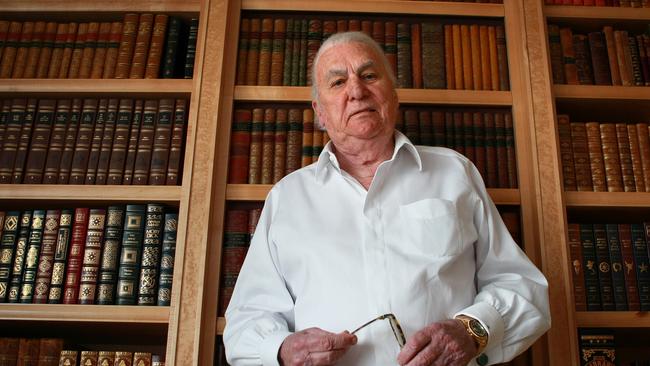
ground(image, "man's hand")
xmin=397 ymin=319 xmax=477 ymax=366
xmin=279 ymin=328 xmax=357 ymax=366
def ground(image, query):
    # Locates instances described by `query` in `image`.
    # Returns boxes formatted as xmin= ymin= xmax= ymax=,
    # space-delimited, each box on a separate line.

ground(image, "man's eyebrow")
xmin=324 ymin=60 xmax=377 ymax=79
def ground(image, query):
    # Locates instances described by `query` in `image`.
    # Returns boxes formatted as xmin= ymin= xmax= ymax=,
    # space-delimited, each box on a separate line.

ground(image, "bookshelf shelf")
xmin=575 ymin=311 xmax=650 ymax=328
xmin=565 ymin=191 xmax=650 ymax=208
xmin=0 ymin=304 xmax=169 ymax=323
xmin=0 ymin=79 xmax=193 ymax=96
xmin=554 ymin=85 xmax=650 ymax=102
xmin=226 ymin=184 xmax=521 ymax=204
xmin=234 ymin=86 xmax=513 ymax=106
xmin=241 ymin=0 xmax=504 ymax=17
xmin=0 ymin=0 xmax=200 ymax=13
xmin=544 ymin=5 xmax=650 ymax=21
xmin=0 ymin=185 xmax=182 ymax=203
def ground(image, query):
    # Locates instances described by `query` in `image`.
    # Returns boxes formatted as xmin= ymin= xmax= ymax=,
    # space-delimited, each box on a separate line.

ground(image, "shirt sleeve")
xmin=455 ymin=162 xmax=551 ymax=364
xmin=223 ymin=187 xmax=295 ymax=366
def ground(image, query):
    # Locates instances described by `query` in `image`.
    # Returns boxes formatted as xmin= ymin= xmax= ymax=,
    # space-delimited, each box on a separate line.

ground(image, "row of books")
xmin=217 ymin=205 xmax=522 ymax=317
xmin=558 ymin=116 xmax=650 ymax=192
xmin=0 ymin=338 xmax=164 ymax=366
xmin=0 ymin=97 xmax=187 ymax=185
xmin=0 ymin=14 xmax=198 ymax=79
xmin=0 ymin=204 xmax=177 ymax=306
xmin=236 ymin=17 xmax=510 ymax=91
xmin=546 ymin=0 xmax=649 ymax=6
xmin=568 ymin=222 xmax=650 ymax=312
xmin=548 ymin=25 xmax=650 ymax=86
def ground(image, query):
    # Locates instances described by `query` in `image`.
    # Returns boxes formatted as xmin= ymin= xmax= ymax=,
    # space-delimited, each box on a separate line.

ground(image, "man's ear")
xmin=312 ymin=100 xmax=327 ymax=129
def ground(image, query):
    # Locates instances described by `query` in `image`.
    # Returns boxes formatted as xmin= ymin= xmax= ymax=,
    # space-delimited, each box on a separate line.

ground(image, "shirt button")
xmin=477 ymin=353 xmax=488 ymax=366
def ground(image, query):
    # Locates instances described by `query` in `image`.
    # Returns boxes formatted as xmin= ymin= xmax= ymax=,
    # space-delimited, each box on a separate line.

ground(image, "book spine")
xmin=548 ymin=24 xmax=565 ymax=84
xmin=96 ymin=205 xmax=125 ymax=305
xmin=461 ymin=25 xmax=473 ymax=90
xmin=270 ymin=18 xmax=286 ymax=86
xmin=97 ymin=351 xmax=115 ymax=366
xmin=585 ymin=121 xmax=607 ymax=192
xmin=0 ymin=211 xmax=20 ymax=302
xmin=261 ymin=108 xmax=275 ymax=184
xmin=599 ymin=123 xmax=624 ymax=192
xmin=129 ymin=14 xmax=154 ymax=79
xmin=574 ymin=34 xmax=595 ymax=85
xmin=301 ymin=109 xmax=314 ymax=167
xmin=636 ymin=122 xmax=650 ymax=192
xmin=628 ymin=35 xmax=644 ymax=86
xmin=273 ymin=108 xmax=288 ymax=184
xmin=626 ymin=124 xmax=646 ymax=192
xmin=35 ymin=22 xmax=57 ymax=78
xmin=462 ymin=111 xmax=475 ymax=163
xmin=62 ymin=207 xmax=90 ymax=304
xmin=84 ymin=98 xmax=108 ymax=184
xmin=592 ymin=223 xmax=616 ymax=310
xmin=634 ymin=223 xmax=650 ymax=310
xmin=410 ymin=23 xmax=422 ymax=89
xmin=504 ymin=112 xmax=517 ymax=188
xmin=228 ymin=109 xmax=252 ymax=184
xmin=305 ymin=19 xmax=321 ymax=87
xmin=248 ymin=108 xmax=263 ymax=184
xmin=473 ymin=111 xmax=487 ymax=181
xmin=95 ymin=98 xmax=119 ymax=184
xmin=114 ymin=13 xmax=139 ymax=79
xmin=560 ymin=27 xmax=579 ymax=85
xmin=479 ymin=25 xmax=491 ymax=90
xmin=157 ymin=212 xmax=178 ymax=306
xmin=579 ymin=223 xmax=602 ymax=310
xmin=298 ymin=19 xmax=308 ymax=86
xmin=67 ymin=22 xmax=88 ymax=79
xmin=122 ymin=99 xmax=144 ymax=185
xmin=68 ymin=98 xmax=98 ymax=185
xmin=245 ymin=18 xmax=260 ymax=85
xmin=22 ymin=21 xmax=45 ymax=78
xmin=133 ymin=352 xmax=152 ymax=366
xmin=602 ymin=26 xmax=621 ymax=86
xmin=494 ymin=112 xmax=509 ymax=188
xmin=422 ymin=22 xmax=445 ymax=89
xmin=80 ymin=351 xmax=99 ymax=366
xmin=78 ymin=208 xmax=107 ymax=304
xmin=102 ymin=21 xmax=123 ymax=79
xmin=396 ymin=23 xmax=412 ymax=88
xmin=55 ymin=22 xmax=77 ymax=79
xmin=219 ymin=209 xmax=250 ymax=316
xmin=618 ymin=223 xmax=641 ymax=311
xmin=285 ymin=108 xmax=302 ymax=176
xmin=132 ymin=100 xmax=158 ymax=185
xmin=12 ymin=98 xmax=37 ymax=184
xmin=148 ymin=99 xmax=174 ymax=185
xmin=614 ymin=30 xmax=634 ymax=86
xmin=59 ymin=350 xmax=78 ymax=366
xmin=0 ymin=22 xmax=22 ymax=78
xmin=137 ymin=203 xmax=164 ymax=305
xmin=567 ymin=223 xmax=587 ymax=311
xmin=116 ymin=204 xmax=146 ymax=305
xmin=32 ymin=209 xmax=61 ymax=303
xmin=470 ymin=24 xmax=482 ymax=90
xmin=89 ymin=22 xmax=111 ymax=79
xmin=484 ymin=112 xmax=497 ymax=188
xmin=11 ymin=21 xmax=35 ymax=78
xmin=78 ymin=22 xmax=99 ymax=78
xmin=557 ymin=115 xmax=578 ymax=190
xmin=36 ymin=337 xmax=64 ymax=366
xmin=6 ymin=210 xmax=32 ymax=303
xmin=605 ymin=223 xmax=628 ymax=310
xmin=47 ymin=209 xmax=73 ymax=304
xmin=107 ymin=99 xmax=133 ymax=185
xmin=18 ymin=209 xmax=46 ymax=303
xmin=42 ymin=99 xmax=71 ymax=184
xmin=0 ymin=98 xmax=27 ymax=183
xmin=257 ymin=18 xmax=272 ymax=85
xmin=144 ymin=14 xmax=168 ymax=79
xmin=161 ymin=17 xmax=182 ymax=79
xmin=57 ymin=98 xmax=82 ymax=184
xmin=115 ymin=351 xmax=134 ymax=366
xmin=165 ymin=99 xmax=187 ymax=185
xmin=588 ymin=31 xmax=612 ymax=85
xmin=24 ymin=99 xmax=56 ymax=184
xmin=385 ymin=21 xmax=397 ymax=81
xmin=236 ymin=18 xmax=250 ymax=84
xmin=183 ymin=18 xmax=198 ymax=78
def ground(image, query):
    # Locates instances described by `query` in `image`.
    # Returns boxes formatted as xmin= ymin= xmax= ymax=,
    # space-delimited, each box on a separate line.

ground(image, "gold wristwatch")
xmin=455 ymin=315 xmax=489 ymax=355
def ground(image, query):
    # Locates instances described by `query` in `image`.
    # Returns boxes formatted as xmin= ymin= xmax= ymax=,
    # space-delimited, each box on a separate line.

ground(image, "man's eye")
xmin=330 ymin=79 xmax=345 ymax=87
xmin=362 ymin=73 xmax=377 ymax=81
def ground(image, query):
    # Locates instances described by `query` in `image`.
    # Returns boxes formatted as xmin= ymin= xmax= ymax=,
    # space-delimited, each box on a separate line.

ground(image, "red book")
xmin=62 ymin=208 xmax=90 ymax=304
xmin=228 ymin=109 xmax=252 ymax=184
xmin=219 ymin=208 xmax=250 ymax=316
xmin=410 ymin=23 xmax=422 ymax=89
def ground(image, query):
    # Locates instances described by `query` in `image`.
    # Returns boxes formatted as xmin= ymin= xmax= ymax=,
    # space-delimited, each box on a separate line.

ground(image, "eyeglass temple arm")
xmin=350 ymin=314 xmax=392 ymax=334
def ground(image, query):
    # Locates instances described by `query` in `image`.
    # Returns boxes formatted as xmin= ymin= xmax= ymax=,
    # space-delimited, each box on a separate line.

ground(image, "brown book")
xmin=422 ymin=22 xmax=445 ymax=89
xmin=58 ymin=350 xmax=78 ymax=366
xmin=444 ymin=24 xmax=455 ymax=89
xmin=102 ymin=21 xmax=123 ymax=79
xmin=69 ymin=98 xmax=98 ymax=185
xmin=89 ymin=22 xmax=112 ymax=79
xmin=44 ymin=23 xmax=69 ymax=79
xmin=599 ymin=123 xmax=623 ymax=192
xmin=574 ymin=34 xmax=594 ymax=85
xmin=285 ymin=108 xmax=302 ymax=176
xmin=479 ymin=25 xmax=492 ymax=90
xmin=84 ymin=98 xmax=108 ymax=184
xmin=17 ymin=338 xmax=40 ymax=366
xmin=97 ymin=351 xmax=115 ymax=366
xmin=385 ymin=21 xmax=397 ymax=80
xmin=0 ymin=21 xmax=7 ymax=59
xmin=129 ymin=14 xmax=154 ymax=79
xmin=557 ymin=114 xmax=577 ymax=190
xmin=78 ymin=22 xmax=99 ymax=78
xmin=36 ymin=338 xmax=63 ymax=366
xmin=588 ymin=31 xmax=612 ymax=85
xmin=301 ymin=109 xmax=314 ymax=167
xmin=615 ymin=123 xmax=636 ymax=192
xmin=78 ymin=208 xmax=106 ymax=304
xmin=484 ymin=111 xmax=497 ymax=187
xmin=32 ymin=209 xmax=60 ymax=303
xmin=452 ymin=24 xmax=463 ymax=89
xmin=273 ymin=108 xmax=288 ymax=183
xmin=472 ymin=111 xmax=487 ymax=181
xmin=107 ymin=99 xmax=133 ymax=185
xmin=0 ymin=98 xmax=26 ymax=183
xmin=248 ymin=107 xmax=263 ymax=184
xmin=570 ymin=122 xmax=594 ymax=191
xmin=626 ymin=123 xmax=646 ymax=192
xmin=469 ymin=24 xmax=482 ymax=90
xmin=24 ymin=99 xmax=56 ymax=184
xmin=494 ymin=111 xmax=509 ymax=188
xmin=244 ymin=18 xmax=261 ymax=85
xmin=56 ymin=22 xmax=78 ymax=79
xmin=559 ymin=27 xmax=579 ymax=85
xmin=12 ymin=21 xmax=36 ymax=78
xmin=22 ymin=21 xmax=46 ymax=78
xmin=410 ymin=23 xmax=422 ymax=89
xmin=305 ymin=19 xmax=322 ymax=86
xmin=432 ymin=110 xmax=446 ymax=147
xmin=567 ymin=223 xmax=587 ymax=311
xmin=228 ymin=109 xmax=252 ymax=184
xmin=42 ymin=99 xmax=71 ymax=181
xmin=504 ymin=112 xmax=517 ymax=188
xmin=12 ymin=98 xmax=37 ymax=184
xmin=236 ymin=18 xmax=250 ymax=85
xmin=133 ymin=352 xmax=152 ymax=366
xmin=148 ymin=98 xmax=174 ymax=185
xmin=114 ymin=13 xmax=140 ymax=79
xmin=636 ymin=122 xmax=650 ymax=192
xmin=270 ymin=18 xmax=286 ymax=86
xmin=496 ymin=25 xmax=509 ymax=91
xmin=114 ymin=351 xmax=133 ymax=366
xmin=260 ymin=108 xmax=276 ymax=184
xmin=35 ymin=22 xmax=57 ymax=78
xmin=95 ymin=98 xmax=119 ymax=184
xmin=312 ymin=127 xmax=323 ymax=164
xmin=256 ymin=18 xmax=273 ymax=86
xmin=419 ymin=110 xmax=433 ymax=146
xmin=460 ymin=25 xmax=473 ymax=90
xmin=462 ymin=111 xmax=475 ymax=163
xmin=219 ymin=209 xmax=250 ymax=316
xmin=585 ymin=122 xmax=607 ymax=191
xmin=0 ymin=337 xmax=19 ymax=366
xmin=602 ymin=26 xmax=622 ymax=86
xmin=67 ymin=22 xmax=88 ymax=79
xmin=122 ymin=99 xmax=144 ymax=185
xmin=614 ymin=30 xmax=634 ymax=86
xmin=0 ymin=21 xmax=22 ymax=78
xmin=79 ymin=351 xmax=98 ymax=366
xmin=132 ymin=99 xmax=158 ymax=184
xmin=57 ymin=98 xmax=82 ymax=184
xmin=62 ymin=207 xmax=89 ymax=304
xmin=165 ymin=98 xmax=187 ymax=185
xmin=396 ymin=23 xmax=412 ymax=88
xmin=488 ymin=26 xmax=500 ymax=91
xmin=548 ymin=24 xmax=565 ymax=84
xmin=143 ymin=15 xmax=168 ymax=79
xmin=404 ymin=109 xmax=419 ymax=145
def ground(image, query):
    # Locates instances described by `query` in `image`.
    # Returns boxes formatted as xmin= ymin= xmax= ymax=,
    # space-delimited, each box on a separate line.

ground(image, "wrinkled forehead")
xmin=316 ymin=41 xmax=383 ymax=74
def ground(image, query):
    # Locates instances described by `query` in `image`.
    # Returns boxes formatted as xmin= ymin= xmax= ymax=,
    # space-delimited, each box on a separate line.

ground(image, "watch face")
xmin=469 ymin=319 xmax=488 ymax=337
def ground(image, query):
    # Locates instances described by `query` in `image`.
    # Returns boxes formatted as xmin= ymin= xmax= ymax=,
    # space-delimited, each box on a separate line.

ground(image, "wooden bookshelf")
xmin=0 ymin=0 xmax=200 ymax=13
xmin=0 ymin=185 xmax=182 ymax=202
xmin=544 ymin=5 xmax=650 ymax=21
xmin=0 ymin=79 xmax=193 ymax=95
xmin=565 ymin=192 xmax=650 ymax=208
xmin=575 ymin=312 xmax=650 ymax=328
xmin=0 ymin=304 xmax=169 ymax=323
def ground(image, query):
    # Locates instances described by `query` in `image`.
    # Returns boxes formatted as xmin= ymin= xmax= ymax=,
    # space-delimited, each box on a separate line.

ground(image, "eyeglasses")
xmin=351 ymin=313 xmax=406 ymax=349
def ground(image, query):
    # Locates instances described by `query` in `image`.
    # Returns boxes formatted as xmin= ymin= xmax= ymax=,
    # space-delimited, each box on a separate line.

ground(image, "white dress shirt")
xmin=224 ymin=131 xmax=551 ymax=366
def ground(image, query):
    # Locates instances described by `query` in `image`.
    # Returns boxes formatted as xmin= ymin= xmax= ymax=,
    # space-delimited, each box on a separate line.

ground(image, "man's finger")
xmin=397 ymin=330 xmax=430 ymax=365
xmin=305 ymin=330 xmax=357 ymax=351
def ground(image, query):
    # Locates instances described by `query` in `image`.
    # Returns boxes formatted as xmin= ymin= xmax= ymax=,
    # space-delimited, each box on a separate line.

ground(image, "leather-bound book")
xmin=422 ymin=22 xmax=445 ymax=89
xmin=95 ymin=98 xmax=119 ymax=184
xmin=116 ymin=204 xmax=146 ymax=305
xmin=605 ymin=224 xmax=628 ymax=310
xmin=479 ymin=25 xmax=492 ymax=90
xmin=89 ymin=22 xmax=112 ymax=78
xmin=444 ymin=25 xmax=455 ymax=89
xmin=635 ymin=123 xmax=650 ymax=192
xmin=301 ymin=109 xmax=314 ymax=167
xmin=0 ymin=211 xmax=20 ymax=302
xmin=0 ymin=98 xmax=26 ymax=183
xmin=11 ymin=98 xmax=37 ymax=183
xmin=55 ymin=22 xmax=77 ymax=79
xmin=97 ymin=351 xmax=115 ymax=366
xmin=68 ymin=98 xmax=98 ymax=184
xmin=107 ymin=99 xmax=133 ymax=185
xmin=0 ymin=21 xmax=7 ymax=54
xmin=614 ymin=30 xmax=633 ymax=86
xmin=42 ymin=100 xmax=71 ymax=184
xmin=574 ymin=34 xmax=595 ymax=85
xmin=602 ymin=26 xmax=621 ymax=85
xmin=472 ymin=111 xmax=487 ymax=181
xmin=32 ymin=209 xmax=60 ymax=303
xmin=385 ymin=21 xmax=397 ymax=79
xmin=114 ymin=13 xmax=139 ymax=79
xmin=617 ymin=223 xmax=641 ymax=311
xmin=79 ymin=350 xmax=98 ymax=366
xmin=462 ymin=111 xmax=475 ymax=164
xmin=284 ymin=108 xmax=302 ymax=176
xmin=160 ymin=17 xmax=183 ymax=79
xmin=451 ymin=24 xmax=463 ymax=89
xmin=484 ymin=112 xmax=497 ymax=188
xmin=102 ymin=21 xmax=123 ymax=79
xmin=122 ymin=99 xmax=144 ymax=185
xmin=47 ymin=209 xmax=73 ymax=304
xmin=559 ymin=27 xmax=579 ymax=85
xmin=270 ymin=18 xmax=286 ymax=86
xmin=432 ymin=110 xmax=445 ymax=147
xmin=297 ymin=19 xmax=308 ymax=86
xmin=0 ymin=21 xmax=22 ymax=78
xmin=228 ymin=109 xmax=252 ymax=184
xmin=6 ymin=211 xmax=31 ymax=303
xmin=504 ymin=112 xmax=517 ymax=188
xmin=396 ymin=23 xmax=412 ymax=88
xmin=628 ymin=35 xmax=644 ymax=86
xmin=16 ymin=338 xmax=40 ymax=366
xmin=165 ymin=99 xmax=187 ymax=185
xmin=0 ymin=100 xmax=8 ymax=151
xmin=67 ymin=22 xmax=88 ymax=79
xmin=626 ymin=124 xmax=646 ymax=192
xmin=244 ymin=18 xmax=261 ymax=85
xmin=57 ymin=98 xmax=82 ymax=184
xmin=281 ymin=18 xmax=294 ymax=86
xmin=236 ymin=18 xmax=250 ymax=84
xmin=148 ymin=99 xmax=174 ymax=185
xmin=0 ymin=337 xmax=19 ymax=365
xmin=78 ymin=22 xmax=99 ymax=78
xmin=469 ymin=24 xmax=482 ymax=90
xmin=219 ymin=209 xmax=250 ymax=316
xmin=248 ymin=108 xmax=263 ymax=184
xmin=599 ymin=123 xmax=623 ymax=192
xmin=272 ymin=108 xmax=287 ymax=184
xmin=58 ymin=350 xmax=78 ymax=366
xmin=418 ymin=110 xmax=433 ymax=146
xmin=36 ymin=338 xmax=63 ymax=366
xmin=488 ymin=26 xmax=500 ymax=90
xmin=592 ymin=223 xmax=615 ymax=310
xmin=83 ymin=98 xmax=108 ymax=184
xmin=260 ymin=108 xmax=275 ymax=185
xmin=292 ymin=19 xmax=305 ymax=86
xmin=183 ymin=18 xmax=198 ymax=79
xmin=588 ymin=31 xmax=612 ymax=85
xmin=128 ymin=13 xmax=154 ymax=79
xmin=548 ymin=24 xmax=565 ymax=84
xmin=96 ymin=205 xmax=125 ymax=305
xmin=570 ymin=122 xmax=594 ymax=191
xmin=24 ymin=99 xmax=56 ymax=184
xmin=410 ymin=23 xmax=422 ymax=89
xmin=585 ymin=121 xmax=607 ymax=192
xmin=404 ymin=109 xmax=419 ymax=145
xmin=638 ymin=34 xmax=650 ymax=86
xmin=312 ymin=126 xmax=323 ymax=163
xmin=137 ymin=203 xmax=164 ymax=305
xmin=634 ymin=223 xmax=650 ymax=310
xmin=133 ymin=352 xmax=152 ymax=366
xmin=35 ymin=22 xmax=57 ymax=78
xmin=567 ymin=223 xmax=587 ymax=311
xmin=557 ymin=114 xmax=577 ymax=191
xmin=19 ymin=209 xmax=46 ymax=303
xmin=495 ymin=112 xmax=509 ymax=188
xmin=305 ymin=19 xmax=322 ymax=86
xmin=78 ymin=208 xmax=107 ymax=304
xmin=157 ymin=211 xmax=177 ymax=306
xmin=132 ymin=99 xmax=158 ymax=185
xmin=22 ymin=20 xmax=45 ymax=77
xmin=62 ymin=207 xmax=90 ymax=304
xmin=144 ymin=14 xmax=169 ymax=79
xmin=11 ymin=21 xmax=34 ymax=78
xmin=495 ymin=25 xmax=509 ymax=90
xmin=579 ymin=223 xmax=602 ymax=310
xmin=114 ymin=351 xmax=133 ymax=366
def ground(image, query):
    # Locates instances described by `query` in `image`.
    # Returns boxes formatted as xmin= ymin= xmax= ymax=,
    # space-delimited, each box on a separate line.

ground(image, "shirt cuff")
xmin=454 ymin=302 xmax=504 ymax=355
xmin=260 ymin=330 xmax=293 ymax=366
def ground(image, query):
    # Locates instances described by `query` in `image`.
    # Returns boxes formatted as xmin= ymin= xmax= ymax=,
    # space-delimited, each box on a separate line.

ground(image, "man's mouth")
xmin=350 ymin=108 xmax=377 ymax=117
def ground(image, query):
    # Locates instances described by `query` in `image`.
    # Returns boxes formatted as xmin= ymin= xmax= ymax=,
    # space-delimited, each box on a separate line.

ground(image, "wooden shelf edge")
xmin=0 ymin=185 xmax=182 ymax=202
xmin=234 ymin=86 xmax=512 ymax=106
xmin=0 ymin=0 xmax=200 ymax=12
xmin=227 ymin=184 xmax=520 ymax=204
xmin=565 ymin=191 xmax=650 ymax=207
xmin=0 ymin=304 xmax=170 ymax=324
xmin=575 ymin=311 xmax=650 ymax=328
xmin=0 ymin=79 xmax=194 ymax=94
xmin=544 ymin=5 xmax=650 ymax=21
xmin=217 ymin=317 xmax=226 ymax=335
xmin=554 ymin=85 xmax=650 ymax=102
xmin=242 ymin=0 xmax=504 ymax=17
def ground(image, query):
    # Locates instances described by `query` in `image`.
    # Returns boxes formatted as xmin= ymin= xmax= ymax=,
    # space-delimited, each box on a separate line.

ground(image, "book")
xmin=35 ymin=22 xmax=57 ymax=78
xmin=58 ymin=350 xmax=78 ymax=366
xmin=615 ymin=123 xmax=636 ymax=192
xmin=0 ymin=22 xmax=22 ymax=78
xmin=114 ymin=13 xmax=139 ymax=79
xmin=245 ymin=18 xmax=260 ymax=85
xmin=0 ymin=337 xmax=19 ymax=366
xmin=47 ymin=209 xmax=73 ymax=304
xmin=89 ymin=22 xmax=112 ymax=79
xmin=574 ymin=34 xmax=594 ymax=85
xmin=11 ymin=21 xmax=35 ymax=78
xmin=0 ymin=98 xmax=26 ymax=183
xmin=219 ymin=209 xmax=250 ymax=316
xmin=16 ymin=338 xmax=40 ymax=366
xmin=137 ymin=203 xmax=164 ymax=305
xmin=62 ymin=208 xmax=90 ymax=304
xmin=7 ymin=211 xmax=32 ymax=303
xmin=157 ymin=211 xmax=177 ymax=306
xmin=605 ymin=223 xmax=628 ymax=310
xmin=84 ymin=98 xmax=108 ymax=184
xmin=69 ymin=98 xmax=98 ymax=185
xmin=236 ymin=18 xmax=250 ymax=84
xmin=133 ymin=100 xmax=158 ymax=185
xmin=32 ymin=209 xmax=60 ymax=303
xmin=585 ymin=122 xmax=607 ymax=191
xmin=305 ymin=19 xmax=321 ymax=86
xmin=301 ymin=109 xmax=314 ymax=167
xmin=67 ymin=22 xmax=88 ymax=79
xmin=129 ymin=14 xmax=154 ymax=79
xmin=228 ymin=109 xmax=252 ymax=184
xmin=273 ymin=108 xmax=288 ymax=184
xmin=78 ymin=208 xmax=107 ymax=304
xmin=270 ymin=18 xmax=286 ymax=86
xmin=115 ymin=351 xmax=134 ymax=366
xmin=560 ymin=27 xmax=579 ymax=84
xmin=396 ymin=23 xmax=412 ymax=88
xmin=165 ymin=99 xmax=187 ymax=185
xmin=578 ymin=329 xmax=616 ymax=366
xmin=588 ymin=31 xmax=612 ymax=85
xmin=24 ymin=99 xmax=56 ymax=184
xmin=144 ymin=14 xmax=169 ymax=79
xmin=107 ymin=99 xmax=133 ymax=185
xmin=0 ymin=211 xmax=20 ymax=302
xmin=183 ymin=18 xmax=199 ymax=78
xmin=96 ymin=205 xmax=125 ymax=305
xmin=12 ymin=98 xmax=37 ymax=184
xmin=102 ymin=21 xmax=123 ymax=79
xmin=261 ymin=108 xmax=275 ymax=184
xmin=56 ymin=22 xmax=78 ymax=79
xmin=37 ymin=338 xmax=64 ymax=366
xmin=42 ymin=99 xmax=71 ymax=184
xmin=22 ymin=21 xmax=46 ymax=78
xmin=592 ymin=223 xmax=615 ymax=310
xmin=80 ymin=350 xmax=99 ymax=366
xmin=602 ymin=26 xmax=622 ymax=86
xmin=637 ymin=223 xmax=650 ymax=310
xmin=599 ymin=123 xmax=623 ymax=192
xmin=636 ymin=122 xmax=650 ymax=192
xmin=567 ymin=223 xmax=587 ymax=311
xmin=579 ymin=223 xmax=602 ymax=310
xmin=78 ymin=22 xmax=99 ymax=78
xmin=422 ymin=22 xmax=445 ymax=89
xmin=133 ymin=352 xmax=152 ymax=366
xmin=248 ymin=108 xmax=263 ymax=184
xmin=161 ymin=17 xmax=183 ymax=79
xmin=95 ymin=98 xmax=119 ymax=185
xmin=548 ymin=24 xmax=565 ymax=84
xmin=285 ymin=108 xmax=302 ymax=176
xmin=18 ymin=210 xmax=46 ymax=303
xmin=410 ymin=23 xmax=422 ymax=89
xmin=116 ymin=204 xmax=146 ymax=305
xmin=122 ymin=100 xmax=144 ymax=185
xmin=148 ymin=99 xmax=174 ymax=185
xmin=98 ymin=351 xmax=115 ymax=366
xmin=57 ymin=98 xmax=82 ymax=184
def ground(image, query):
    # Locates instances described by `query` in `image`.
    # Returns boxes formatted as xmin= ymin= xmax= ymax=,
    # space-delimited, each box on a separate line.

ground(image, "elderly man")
xmin=224 ymin=31 xmax=550 ymax=366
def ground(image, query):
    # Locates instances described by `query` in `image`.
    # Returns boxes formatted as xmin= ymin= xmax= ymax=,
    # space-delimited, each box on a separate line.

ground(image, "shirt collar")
xmin=314 ymin=130 xmax=423 ymax=183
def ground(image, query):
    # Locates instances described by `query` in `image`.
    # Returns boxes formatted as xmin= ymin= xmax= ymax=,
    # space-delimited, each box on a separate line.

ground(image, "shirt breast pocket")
xmin=398 ymin=198 xmax=463 ymax=257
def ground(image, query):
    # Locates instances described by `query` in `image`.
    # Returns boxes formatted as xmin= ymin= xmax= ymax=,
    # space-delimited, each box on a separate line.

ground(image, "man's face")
xmin=312 ymin=41 xmax=398 ymax=145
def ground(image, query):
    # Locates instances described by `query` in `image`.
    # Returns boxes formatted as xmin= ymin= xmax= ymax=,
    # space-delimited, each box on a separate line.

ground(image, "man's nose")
xmin=346 ymin=76 xmax=367 ymax=99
